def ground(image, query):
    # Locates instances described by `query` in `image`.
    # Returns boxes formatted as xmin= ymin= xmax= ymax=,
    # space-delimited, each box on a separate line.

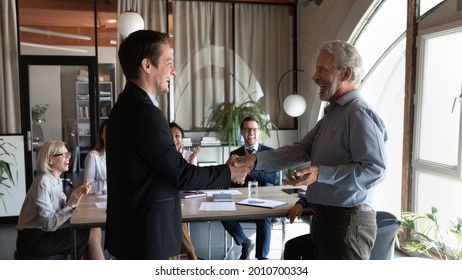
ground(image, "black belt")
xmin=311 ymin=203 xmax=373 ymax=213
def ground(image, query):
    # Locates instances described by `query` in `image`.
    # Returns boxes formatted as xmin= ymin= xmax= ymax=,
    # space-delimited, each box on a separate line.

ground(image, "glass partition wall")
xmin=17 ymin=0 xmax=296 ymax=186
xmin=17 ymin=0 xmax=117 ymax=186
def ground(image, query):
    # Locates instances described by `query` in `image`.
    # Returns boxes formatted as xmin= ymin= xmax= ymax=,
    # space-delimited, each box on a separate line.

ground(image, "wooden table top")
xmin=70 ymin=185 xmax=311 ymax=228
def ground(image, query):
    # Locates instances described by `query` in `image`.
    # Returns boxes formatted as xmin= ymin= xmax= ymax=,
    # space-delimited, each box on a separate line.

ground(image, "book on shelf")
xmin=236 ymin=198 xmax=288 ymax=209
xmin=183 ymin=138 xmax=193 ymax=147
xmin=212 ymin=193 xmax=234 ymax=202
xmin=77 ymin=94 xmax=89 ymax=100
xmin=180 ymin=191 xmax=206 ymax=199
xmin=100 ymin=91 xmax=111 ymax=96
xmin=200 ymin=136 xmax=221 ymax=146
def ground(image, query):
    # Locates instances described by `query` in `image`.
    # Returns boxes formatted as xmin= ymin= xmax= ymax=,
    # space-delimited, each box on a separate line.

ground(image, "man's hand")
xmin=231 ymin=154 xmax=257 ymax=170
xmin=283 ymin=165 xmax=319 ymax=186
xmin=226 ymin=155 xmax=251 ymax=185
xmin=287 ymin=203 xmax=303 ymax=224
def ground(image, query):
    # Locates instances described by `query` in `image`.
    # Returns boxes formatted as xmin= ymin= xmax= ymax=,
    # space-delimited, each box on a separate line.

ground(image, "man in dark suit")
xmin=221 ymin=116 xmax=280 ymax=260
xmin=105 ymin=30 xmax=249 ymax=260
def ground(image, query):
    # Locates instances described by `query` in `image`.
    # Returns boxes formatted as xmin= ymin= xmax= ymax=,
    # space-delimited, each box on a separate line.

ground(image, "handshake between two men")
xmin=225 ymin=154 xmax=257 ymax=185
xmin=226 ymin=153 xmax=319 ymax=187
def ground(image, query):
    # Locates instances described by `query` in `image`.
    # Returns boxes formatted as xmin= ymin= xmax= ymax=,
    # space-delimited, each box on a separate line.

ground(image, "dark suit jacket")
xmin=105 ymin=82 xmax=231 ymax=259
xmin=230 ymin=144 xmax=280 ymax=187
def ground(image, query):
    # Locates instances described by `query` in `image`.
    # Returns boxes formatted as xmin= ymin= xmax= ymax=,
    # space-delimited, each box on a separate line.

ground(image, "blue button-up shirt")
xmin=256 ymin=91 xmax=387 ymax=207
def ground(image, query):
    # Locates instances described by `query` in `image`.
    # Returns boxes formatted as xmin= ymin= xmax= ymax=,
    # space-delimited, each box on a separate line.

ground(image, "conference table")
xmin=69 ymin=185 xmax=312 ymax=259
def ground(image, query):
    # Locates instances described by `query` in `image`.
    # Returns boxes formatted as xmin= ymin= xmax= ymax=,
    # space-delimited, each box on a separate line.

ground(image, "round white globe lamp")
xmin=283 ymin=94 xmax=306 ymax=117
xmin=118 ymin=11 xmax=144 ymax=38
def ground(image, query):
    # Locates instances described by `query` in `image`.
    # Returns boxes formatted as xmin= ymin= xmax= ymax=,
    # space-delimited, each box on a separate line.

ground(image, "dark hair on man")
xmin=94 ymin=119 xmax=108 ymax=154
xmin=118 ymin=30 xmax=170 ymax=80
xmin=169 ymin=122 xmax=185 ymax=138
xmin=240 ymin=116 xmax=260 ymax=129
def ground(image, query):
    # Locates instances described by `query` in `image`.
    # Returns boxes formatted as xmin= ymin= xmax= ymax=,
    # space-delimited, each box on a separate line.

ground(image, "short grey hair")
xmin=36 ymin=141 xmax=67 ymax=173
xmin=319 ymin=40 xmax=364 ymax=86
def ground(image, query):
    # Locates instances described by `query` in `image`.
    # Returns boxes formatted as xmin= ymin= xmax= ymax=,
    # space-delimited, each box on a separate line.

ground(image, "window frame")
xmin=413 ymin=20 xmax=462 ymax=179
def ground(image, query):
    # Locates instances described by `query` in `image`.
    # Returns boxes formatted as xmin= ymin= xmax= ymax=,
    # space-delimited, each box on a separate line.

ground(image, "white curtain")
xmin=173 ymin=1 xmax=293 ymax=130
xmin=0 ymin=0 xmax=20 ymax=133
xmin=173 ymin=1 xmax=232 ymax=130
xmin=235 ymin=4 xmax=293 ymax=128
xmin=116 ymin=0 xmax=168 ymax=113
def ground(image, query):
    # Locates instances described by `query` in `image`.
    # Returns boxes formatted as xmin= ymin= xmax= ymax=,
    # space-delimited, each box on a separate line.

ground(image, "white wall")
xmin=29 ymin=65 xmax=62 ymax=142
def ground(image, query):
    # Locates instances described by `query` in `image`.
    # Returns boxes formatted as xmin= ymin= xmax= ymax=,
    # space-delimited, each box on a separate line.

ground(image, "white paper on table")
xmin=96 ymin=194 xmax=107 ymax=199
xmin=199 ymin=202 xmax=236 ymax=211
xmin=95 ymin=202 xmax=107 ymax=209
xmin=202 ymin=189 xmax=242 ymax=197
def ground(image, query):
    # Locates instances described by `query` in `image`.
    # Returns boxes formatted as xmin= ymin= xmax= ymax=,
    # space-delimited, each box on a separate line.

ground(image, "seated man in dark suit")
xmin=221 ymin=116 xmax=280 ymax=260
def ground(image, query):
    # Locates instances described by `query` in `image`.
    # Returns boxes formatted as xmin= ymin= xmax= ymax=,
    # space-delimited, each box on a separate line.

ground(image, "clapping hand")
xmin=68 ymin=182 xmax=90 ymax=209
xmin=187 ymin=146 xmax=201 ymax=164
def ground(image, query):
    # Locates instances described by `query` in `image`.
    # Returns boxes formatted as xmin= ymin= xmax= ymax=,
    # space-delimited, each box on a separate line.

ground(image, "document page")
xmin=199 ymin=202 xmax=236 ymax=211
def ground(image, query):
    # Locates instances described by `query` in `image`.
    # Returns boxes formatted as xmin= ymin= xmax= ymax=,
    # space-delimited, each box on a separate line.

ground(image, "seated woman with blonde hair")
xmin=16 ymin=141 xmax=105 ymax=259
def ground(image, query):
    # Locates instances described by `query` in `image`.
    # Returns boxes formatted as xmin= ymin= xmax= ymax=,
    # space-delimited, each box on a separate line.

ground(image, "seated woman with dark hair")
xmin=16 ymin=141 xmax=105 ymax=259
xmin=169 ymin=122 xmax=200 ymax=260
xmin=84 ymin=120 xmax=108 ymax=195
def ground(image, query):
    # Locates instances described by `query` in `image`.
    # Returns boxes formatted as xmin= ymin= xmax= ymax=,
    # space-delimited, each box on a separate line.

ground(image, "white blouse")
xmin=83 ymin=150 xmax=107 ymax=194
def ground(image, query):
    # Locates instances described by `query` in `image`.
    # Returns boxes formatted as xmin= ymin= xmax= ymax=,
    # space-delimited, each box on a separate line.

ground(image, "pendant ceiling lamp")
xmin=278 ymin=69 xmax=307 ymax=117
xmin=284 ymin=94 xmax=307 ymax=117
xmin=118 ymin=11 xmax=144 ymax=38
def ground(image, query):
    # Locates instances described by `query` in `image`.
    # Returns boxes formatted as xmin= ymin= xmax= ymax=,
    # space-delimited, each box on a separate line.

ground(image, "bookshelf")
xmin=75 ymin=80 xmax=112 ymax=170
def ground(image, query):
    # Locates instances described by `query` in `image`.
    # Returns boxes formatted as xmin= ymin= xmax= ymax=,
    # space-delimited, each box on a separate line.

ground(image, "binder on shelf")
xmin=79 ymin=106 xmax=89 ymax=118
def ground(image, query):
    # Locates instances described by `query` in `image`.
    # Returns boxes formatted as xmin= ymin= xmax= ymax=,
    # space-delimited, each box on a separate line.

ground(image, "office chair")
xmin=370 ymin=211 xmax=400 ymax=260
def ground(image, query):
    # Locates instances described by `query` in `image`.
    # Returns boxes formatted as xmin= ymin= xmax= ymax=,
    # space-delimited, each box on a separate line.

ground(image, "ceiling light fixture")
xmin=20 ymin=42 xmax=88 ymax=53
xmin=20 ymin=26 xmax=91 ymax=41
xmin=278 ymin=69 xmax=307 ymax=117
xmin=118 ymin=11 xmax=144 ymax=38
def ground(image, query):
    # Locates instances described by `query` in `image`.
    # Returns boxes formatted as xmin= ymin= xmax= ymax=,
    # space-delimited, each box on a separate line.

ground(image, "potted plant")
xmin=31 ymin=103 xmax=49 ymax=124
xmin=397 ymin=207 xmax=462 ymax=260
xmin=206 ymin=97 xmax=276 ymax=146
xmin=0 ymin=138 xmax=17 ymax=212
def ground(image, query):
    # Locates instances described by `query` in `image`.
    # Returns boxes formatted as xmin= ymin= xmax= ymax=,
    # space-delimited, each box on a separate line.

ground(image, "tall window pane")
xmin=417 ymin=29 xmax=462 ymax=167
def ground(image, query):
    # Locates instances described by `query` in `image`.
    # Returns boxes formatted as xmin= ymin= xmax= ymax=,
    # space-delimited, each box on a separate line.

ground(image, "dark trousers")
xmin=311 ymin=210 xmax=377 ymax=259
xmin=221 ymin=218 xmax=271 ymax=259
xmin=16 ymin=227 xmax=90 ymax=259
